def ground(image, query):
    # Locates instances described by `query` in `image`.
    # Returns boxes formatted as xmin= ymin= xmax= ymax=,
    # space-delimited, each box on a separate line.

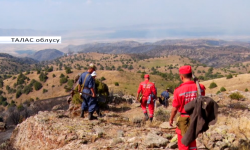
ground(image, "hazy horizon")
xmin=1 ymin=0 xmax=250 ymax=53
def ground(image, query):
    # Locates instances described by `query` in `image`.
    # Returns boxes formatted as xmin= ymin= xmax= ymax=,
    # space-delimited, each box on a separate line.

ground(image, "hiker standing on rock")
xmin=137 ymin=74 xmax=157 ymax=122
xmin=160 ymin=88 xmax=170 ymax=107
xmin=169 ymin=66 xmax=206 ymax=150
xmin=90 ymin=71 xmax=102 ymax=117
xmin=78 ymin=64 xmax=98 ymax=120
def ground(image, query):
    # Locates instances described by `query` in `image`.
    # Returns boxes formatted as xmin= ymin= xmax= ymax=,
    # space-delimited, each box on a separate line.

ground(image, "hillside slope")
xmin=31 ymin=49 xmax=64 ymax=61
xmin=0 ymin=53 xmax=38 ymax=74
xmin=201 ymin=74 xmax=250 ymax=94
xmin=61 ymin=40 xmax=250 ymax=67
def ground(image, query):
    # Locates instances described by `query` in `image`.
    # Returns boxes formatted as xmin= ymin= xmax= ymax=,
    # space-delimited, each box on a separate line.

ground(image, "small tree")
xmin=34 ymin=81 xmax=43 ymax=91
xmin=66 ymin=67 xmax=73 ymax=74
xmin=220 ymin=87 xmax=226 ymax=92
xmin=209 ymin=82 xmax=217 ymax=89
xmin=60 ymin=73 xmax=65 ymax=78
xmin=245 ymin=88 xmax=249 ymax=92
xmin=16 ymin=90 xmax=22 ymax=98
xmin=52 ymin=74 xmax=56 ymax=78
xmin=39 ymin=72 xmax=48 ymax=82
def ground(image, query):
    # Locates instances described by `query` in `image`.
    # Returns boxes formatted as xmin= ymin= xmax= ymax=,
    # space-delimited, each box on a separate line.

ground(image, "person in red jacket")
xmin=137 ymin=74 xmax=157 ymax=122
xmin=169 ymin=65 xmax=206 ymax=150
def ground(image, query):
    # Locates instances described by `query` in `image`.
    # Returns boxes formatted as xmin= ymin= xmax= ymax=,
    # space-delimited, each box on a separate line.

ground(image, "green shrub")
xmin=16 ymin=72 xmax=28 ymax=85
xmin=22 ymin=85 xmax=33 ymax=95
xmin=39 ymin=72 xmax=48 ymax=82
xmin=43 ymin=89 xmax=48 ymax=93
xmin=226 ymin=74 xmax=233 ymax=79
xmin=67 ymin=79 xmax=74 ymax=87
xmin=100 ymin=77 xmax=106 ymax=81
xmin=220 ymin=87 xmax=226 ymax=92
xmin=60 ymin=73 xmax=65 ymax=78
xmin=245 ymin=88 xmax=249 ymax=92
xmin=229 ymin=92 xmax=244 ymax=100
xmin=115 ymin=82 xmax=119 ymax=86
xmin=2 ymin=101 xmax=8 ymax=107
xmin=209 ymin=82 xmax=217 ymax=89
xmin=34 ymin=81 xmax=43 ymax=91
xmin=216 ymin=91 xmax=221 ymax=94
xmin=17 ymin=104 xmax=24 ymax=111
xmin=60 ymin=77 xmax=68 ymax=84
xmin=52 ymin=74 xmax=56 ymax=78
xmin=0 ymin=79 xmax=3 ymax=88
xmin=16 ymin=90 xmax=22 ymax=98
xmin=66 ymin=67 xmax=73 ymax=74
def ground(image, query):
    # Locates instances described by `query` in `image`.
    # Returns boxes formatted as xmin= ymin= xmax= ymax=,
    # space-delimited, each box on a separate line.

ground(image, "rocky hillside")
xmin=6 ymin=91 xmax=250 ymax=150
xmin=0 ymin=53 xmax=38 ymax=74
xmin=30 ymin=49 xmax=64 ymax=61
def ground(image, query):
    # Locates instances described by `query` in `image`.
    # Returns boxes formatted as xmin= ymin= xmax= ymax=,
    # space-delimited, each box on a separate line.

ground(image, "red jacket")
xmin=137 ymin=80 xmax=156 ymax=99
xmin=172 ymin=81 xmax=206 ymax=114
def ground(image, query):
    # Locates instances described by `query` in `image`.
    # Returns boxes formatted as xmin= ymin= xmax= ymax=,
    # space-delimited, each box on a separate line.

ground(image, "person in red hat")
xmin=169 ymin=65 xmax=206 ymax=150
xmin=137 ymin=74 xmax=157 ymax=122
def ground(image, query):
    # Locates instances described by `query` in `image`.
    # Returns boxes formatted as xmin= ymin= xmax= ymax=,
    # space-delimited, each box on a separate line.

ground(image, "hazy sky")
xmin=0 ymin=0 xmax=250 ymax=45
xmin=0 ymin=0 xmax=249 ymax=31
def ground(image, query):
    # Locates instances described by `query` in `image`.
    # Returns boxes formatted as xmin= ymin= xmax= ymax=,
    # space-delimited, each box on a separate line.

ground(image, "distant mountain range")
xmin=60 ymin=39 xmax=250 ymax=67
xmin=30 ymin=49 xmax=64 ymax=61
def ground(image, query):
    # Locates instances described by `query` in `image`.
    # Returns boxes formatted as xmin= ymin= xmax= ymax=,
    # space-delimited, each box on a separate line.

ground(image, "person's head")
xmin=91 ymin=71 xmax=97 ymax=79
xmin=144 ymin=74 xmax=150 ymax=81
xmin=88 ymin=63 xmax=96 ymax=74
xmin=166 ymin=88 xmax=170 ymax=92
xmin=179 ymin=65 xmax=192 ymax=82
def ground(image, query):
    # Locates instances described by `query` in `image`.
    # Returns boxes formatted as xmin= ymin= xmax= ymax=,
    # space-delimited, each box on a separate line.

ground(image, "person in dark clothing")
xmin=169 ymin=65 xmax=206 ymax=150
xmin=78 ymin=64 xmax=97 ymax=120
xmin=160 ymin=88 xmax=170 ymax=107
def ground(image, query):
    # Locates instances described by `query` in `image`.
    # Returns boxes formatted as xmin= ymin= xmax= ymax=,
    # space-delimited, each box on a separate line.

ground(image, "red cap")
xmin=179 ymin=65 xmax=192 ymax=74
xmin=144 ymin=74 xmax=150 ymax=78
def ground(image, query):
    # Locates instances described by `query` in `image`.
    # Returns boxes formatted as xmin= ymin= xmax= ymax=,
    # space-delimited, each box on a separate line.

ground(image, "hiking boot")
xmin=88 ymin=112 xmax=97 ymax=120
xmin=80 ymin=110 xmax=84 ymax=118
xmin=96 ymin=109 xmax=103 ymax=117
xmin=144 ymin=113 xmax=149 ymax=121
xmin=150 ymin=117 xmax=153 ymax=122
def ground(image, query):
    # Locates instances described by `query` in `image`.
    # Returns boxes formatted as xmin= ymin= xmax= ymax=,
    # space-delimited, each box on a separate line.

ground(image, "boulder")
xmin=144 ymin=133 xmax=169 ymax=148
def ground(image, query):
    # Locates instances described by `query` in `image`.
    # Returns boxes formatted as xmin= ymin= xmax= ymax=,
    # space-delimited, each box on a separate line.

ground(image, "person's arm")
xmin=136 ymin=84 xmax=142 ymax=101
xmin=78 ymin=75 xmax=83 ymax=92
xmin=90 ymin=88 xmax=96 ymax=97
xmin=78 ymin=84 xmax=81 ymax=93
xmin=169 ymin=90 xmax=179 ymax=126
xmin=152 ymin=84 xmax=157 ymax=97
xmin=88 ymin=77 xmax=96 ymax=97
xmin=169 ymin=107 xmax=178 ymax=126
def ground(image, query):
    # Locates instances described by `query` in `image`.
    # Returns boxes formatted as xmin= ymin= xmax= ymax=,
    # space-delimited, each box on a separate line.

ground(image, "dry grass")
xmin=201 ymin=74 xmax=250 ymax=94
xmin=215 ymin=114 xmax=250 ymax=139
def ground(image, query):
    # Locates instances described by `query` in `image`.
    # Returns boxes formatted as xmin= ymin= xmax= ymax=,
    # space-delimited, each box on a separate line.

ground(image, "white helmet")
xmin=91 ymin=71 xmax=97 ymax=77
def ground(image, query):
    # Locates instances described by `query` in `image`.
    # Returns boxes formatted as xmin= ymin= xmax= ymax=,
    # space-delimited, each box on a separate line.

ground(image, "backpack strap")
xmin=80 ymin=73 xmax=90 ymax=92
